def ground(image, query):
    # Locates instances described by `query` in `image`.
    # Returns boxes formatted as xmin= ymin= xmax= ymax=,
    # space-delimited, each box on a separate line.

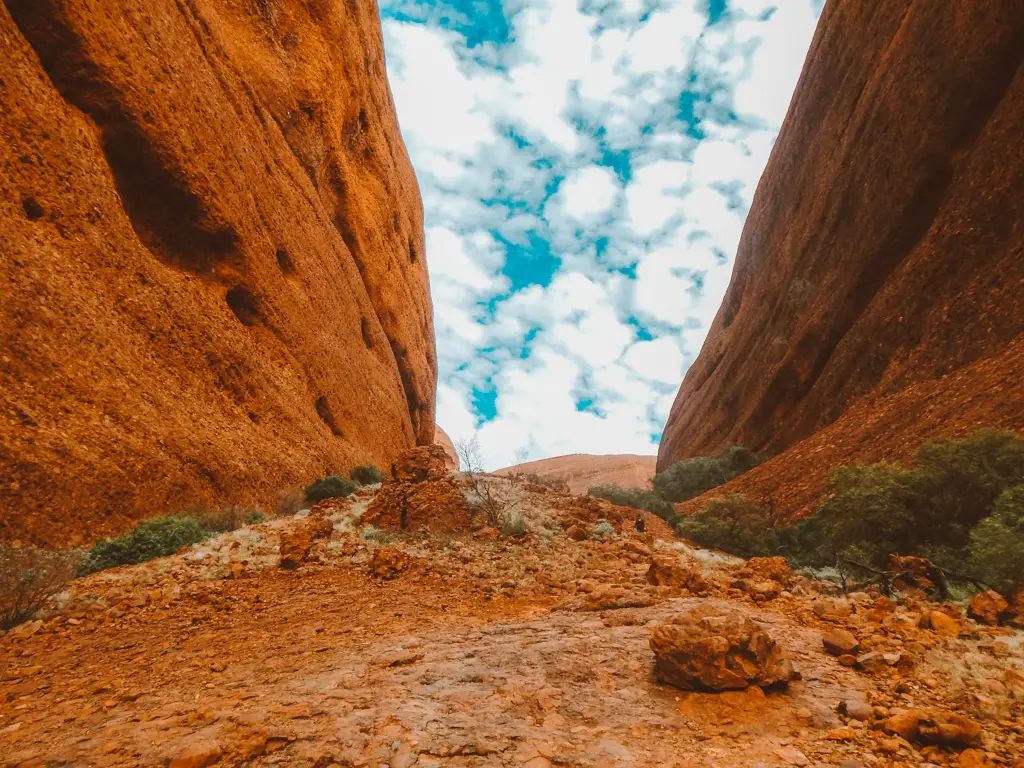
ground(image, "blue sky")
xmin=379 ymin=0 xmax=822 ymax=469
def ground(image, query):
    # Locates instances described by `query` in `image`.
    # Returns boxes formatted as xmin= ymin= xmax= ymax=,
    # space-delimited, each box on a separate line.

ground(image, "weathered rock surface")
xmin=363 ymin=445 xmax=470 ymax=532
xmin=433 ymin=425 xmax=459 ymax=471
xmin=0 ymin=0 xmax=435 ymax=548
xmin=495 ymin=454 xmax=657 ymax=495
xmin=650 ymin=607 xmax=798 ymax=691
xmin=968 ymin=590 xmax=1009 ymax=626
xmin=391 ymin=444 xmax=450 ymax=483
xmin=658 ymin=1 xmax=1024 ymax=513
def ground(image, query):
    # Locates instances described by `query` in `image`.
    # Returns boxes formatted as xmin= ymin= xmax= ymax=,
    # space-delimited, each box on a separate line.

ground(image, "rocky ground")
xmin=2 ymin=472 xmax=1022 ymax=768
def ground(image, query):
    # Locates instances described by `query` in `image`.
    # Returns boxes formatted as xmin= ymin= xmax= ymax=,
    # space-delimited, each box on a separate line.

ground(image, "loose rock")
xmin=650 ymin=606 xmax=798 ymax=691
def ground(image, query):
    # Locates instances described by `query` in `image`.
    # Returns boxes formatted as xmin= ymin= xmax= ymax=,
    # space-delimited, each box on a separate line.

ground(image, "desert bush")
xmin=350 ymin=465 xmax=384 ymax=486
xmin=587 ymin=484 xmax=675 ymax=519
xmin=81 ymin=516 xmax=212 ymax=573
xmin=194 ymin=507 xmax=264 ymax=532
xmin=653 ymin=445 xmax=764 ymax=503
xmin=361 ymin=525 xmax=395 ymax=544
xmin=967 ymin=484 xmax=1024 ymax=593
xmin=500 ymin=509 xmax=529 ymax=538
xmin=456 ymin=436 xmax=522 ymax=528
xmin=674 ymin=494 xmax=783 ymax=557
xmin=275 ymin=488 xmax=305 ymax=516
xmin=1 ymin=547 xmax=79 ymax=629
xmin=792 ymin=432 xmax=1024 ymax=569
xmin=305 ymin=475 xmax=358 ymax=504
xmin=590 ymin=520 xmax=616 ymax=540
xmin=523 ymin=472 xmax=571 ymax=493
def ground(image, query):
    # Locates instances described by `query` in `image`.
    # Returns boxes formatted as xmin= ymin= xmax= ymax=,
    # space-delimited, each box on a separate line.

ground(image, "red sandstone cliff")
xmin=659 ymin=0 xmax=1024 ymax=506
xmin=494 ymin=455 xmax=657 ymax=496
xmin=0 ymin=0 xmax=436 ymax=547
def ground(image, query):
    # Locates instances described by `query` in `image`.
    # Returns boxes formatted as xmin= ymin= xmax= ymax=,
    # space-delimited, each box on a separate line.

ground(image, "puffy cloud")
xmin=380 ymin=0 xmax=821 ymax=468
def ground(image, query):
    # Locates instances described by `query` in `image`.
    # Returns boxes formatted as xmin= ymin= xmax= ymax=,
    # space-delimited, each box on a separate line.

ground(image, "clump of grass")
xmin=1 ymin=547 xmax=79 ymax=629
xmin=80 ymin=516 xmax=212 ymax=574
xmin=590 ymin=520 xmax=616 ymax=541
xmin=361 ymin=525 xmax=394 ymax=544
xmin=500 ymin=510 xmax=529 ymax=538
xmin=350 ymin=465 xmax=384 ymax=486
xmin=275 ymin=488 xmax=305 ymax=516
xmin=305 ymin=475 xmax=358 ymax=504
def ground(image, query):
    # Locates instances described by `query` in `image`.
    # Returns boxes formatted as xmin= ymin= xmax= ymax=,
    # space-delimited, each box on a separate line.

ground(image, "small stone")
xmin=169 ymin=740 xmax=222 ymax=768
xmin=646 ymin=556 xmax=708 ymax=593
xmin=822 ymin=628 xmax=859 ymax=656
xmin=368 ymin=546 xmax=411 ymax=580
xmin=825 ymin=727 xmax=857 ymax=741
xmin=884 ymin=708 xmax=982 ymax=748
xmin=839 ymin=699 xmax=873 ymax=721
xmin=928 ymin=611 xmax=961 ymax=637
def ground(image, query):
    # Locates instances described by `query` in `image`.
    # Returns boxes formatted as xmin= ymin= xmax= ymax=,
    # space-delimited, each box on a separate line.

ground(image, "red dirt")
xmin=0 ymin=0 xmax=435 ymax=548
xmin=659 ymin=1 xmax=1024 ymax=490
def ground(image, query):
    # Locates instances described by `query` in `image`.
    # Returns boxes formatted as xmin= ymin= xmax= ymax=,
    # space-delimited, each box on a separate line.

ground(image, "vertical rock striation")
xmin=0 ymin=0 xmax=435 ymax=546
xmin=659 ymin=0 xmax=1024 ymax=484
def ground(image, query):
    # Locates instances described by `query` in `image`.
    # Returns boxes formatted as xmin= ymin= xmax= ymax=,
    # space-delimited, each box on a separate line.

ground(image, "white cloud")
xmin=380 ymin=0 xmax=822 ymax=468
xmin=555 ymin=166 xmax=620 ymax=221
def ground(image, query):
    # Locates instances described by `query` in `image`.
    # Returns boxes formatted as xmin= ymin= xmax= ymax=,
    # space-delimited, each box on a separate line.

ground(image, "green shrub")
xmin=968 ymin=485 xmax=1024 ymax=593
xmin=350 ymin=465 xmax=384 ymax=486
xmin=674 ymin=494 xmax=781 ymax=557
xmin=792 ymin=431 xmax=1024 ymax=569
xmin=1 ymin=547 xmax=79 ymax=629
xmin=305 ymin=475 xmax=358 ymax=503
xmin=653 ymin=445 xmax=764 ymax=503
xmin=590 ymin=520 xmax=616 ymax=540
xmin=81 ymin=516 xmax=211 ymax=573
xmin=587 ymin=484 xmax=675 ymax=519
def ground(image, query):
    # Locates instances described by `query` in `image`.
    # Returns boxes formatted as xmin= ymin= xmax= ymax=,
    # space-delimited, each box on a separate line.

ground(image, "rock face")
xmin=433 ymin=425 xmax=459 ymax=472
xmin=650 ymin=607 xmax=798 ymax=691
xmin=0 ymin=0 xmax=435 ymax=547
xmin=363 ymin=446 xmax=471 ymax=533
xmin=494 ymin=454 xmax=658 ymax=495
xmin=658 ymin=2 xmax=1024 ymax=488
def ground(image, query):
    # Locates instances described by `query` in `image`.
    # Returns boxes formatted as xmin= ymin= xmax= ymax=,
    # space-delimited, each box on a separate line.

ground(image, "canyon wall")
xmin=659 ymin=0 xmax=1024 ymax=499
xmin=0 ymin=0 xmax=436 ymax=547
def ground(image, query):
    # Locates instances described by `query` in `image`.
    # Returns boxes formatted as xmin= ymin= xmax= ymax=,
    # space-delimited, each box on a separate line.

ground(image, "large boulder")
xmin=0 ymin=0 xmax=435 ymax=549
xmin=650 ymin=607 xmax=798 ymax=691
xmin=658 ymin=0 xmax=1024 ymax=520
xmin=392 ymin=445 xmax=451 ymax=483
xmin=362 ymin=477 xmax=472 ymax=533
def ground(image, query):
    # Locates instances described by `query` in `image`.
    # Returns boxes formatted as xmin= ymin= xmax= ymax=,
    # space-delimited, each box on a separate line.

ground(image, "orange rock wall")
xmin=659 ymin=0 xmax=1024 ymax=473
xmin=0 ymin=0 xmax=436 ymax=547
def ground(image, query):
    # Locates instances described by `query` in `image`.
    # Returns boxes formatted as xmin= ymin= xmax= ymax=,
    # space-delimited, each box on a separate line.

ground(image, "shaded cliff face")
xmin=659 ymin=0 xmax=1024 ymax=481
xmin=0 ymin=0 xmax=436 ymax=547
xmin=494 ymin=454 xmax=657 ymax=496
